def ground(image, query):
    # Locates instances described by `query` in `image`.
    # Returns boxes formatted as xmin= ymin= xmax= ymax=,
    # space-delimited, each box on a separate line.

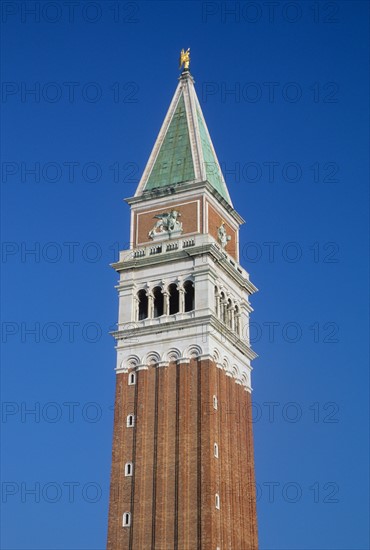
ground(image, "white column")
xmin=230 ymin=303 xmax=235 ymax=331
xmin=177 ymin=283 xmax=185 ymax=313
xmin=147 ymin=290 xmax=154 ymax=318
xmin=215 ymin=288 xmax=220 ymax=317
xmin=235 ymin=312 xmax=241 ymax=337
xmin=163 ymin=290 xmax=170 ymax=316
xmin=133 ymin=294 xmax=139 ymax=322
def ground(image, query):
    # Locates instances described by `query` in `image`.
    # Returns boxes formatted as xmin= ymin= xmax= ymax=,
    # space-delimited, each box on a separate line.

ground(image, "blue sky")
xmin=1 ymin=1 xmax=369 ymax=549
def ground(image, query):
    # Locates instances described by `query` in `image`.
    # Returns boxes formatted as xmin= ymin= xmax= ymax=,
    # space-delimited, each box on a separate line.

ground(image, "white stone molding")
xmin=198 ymin=354 xmax=214 ymax=362
xmin=116 ymin=342 xmax=252 ymax=392
xmin=136 ymin=364 xmax=149 ymax=371
xmin=176 ymin=357 xmax=190 ymax=365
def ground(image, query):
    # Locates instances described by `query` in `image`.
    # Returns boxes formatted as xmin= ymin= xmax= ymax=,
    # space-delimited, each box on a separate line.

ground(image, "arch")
xmin=128 ymin=372 xmax=136 ymax=386
xmin=137 ymin=289 xmax=148 ymax=320
xmin=183 ymin=280 xmax=194 ymax=312
xmin=165 ymin=348 xmax=181 ymax=362
xmin=231 ymin=364 xmax=241 ymax=382
xmin=213 ymin=348 xmax=221 ymax=364
xmin=168 ymin=283 xmax=179 ymax=314
xmin=222 ymin=356 xmax=230 ymax=372
xmin=242 ymin=371 xmax=251 ymax=389
xmin=185 ymin=344 xmax=203 ymax=359
xmin=153 ymin=286 xmax=164 ymax=317
xmin=145 ymin=351 xmax=161 ymax=366
xmin=126 ymin=355 xmax=140 ymax=369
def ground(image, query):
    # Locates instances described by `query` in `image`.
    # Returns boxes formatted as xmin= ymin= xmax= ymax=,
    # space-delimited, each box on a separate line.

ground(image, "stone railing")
xmin=118 ymin=234 xmax=250 ymax=281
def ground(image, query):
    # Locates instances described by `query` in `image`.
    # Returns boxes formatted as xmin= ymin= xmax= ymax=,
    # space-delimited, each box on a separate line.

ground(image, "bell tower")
xmin=107 ymin=54 xmax=258 ymax=550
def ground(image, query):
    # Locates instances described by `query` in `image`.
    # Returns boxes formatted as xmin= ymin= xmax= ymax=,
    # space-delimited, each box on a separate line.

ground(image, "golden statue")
xmin=179 ymin=48 xmax=190 ymax=70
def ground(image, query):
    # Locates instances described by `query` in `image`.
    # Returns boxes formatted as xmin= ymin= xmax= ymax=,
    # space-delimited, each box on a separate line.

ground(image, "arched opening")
xmin=153 ymin=286 xmax=164 ymax=318
xmin=168 ymin=283 xmax=179 ymax=314
xmin=128 ymin=372 xmax=136 ymax=386
xmin=137 ymin=289 xmax=148 ymax=320
xmin=184 ymin=280 xmax=194 ymax=312
xmin=220 ymin=292 xmax=226 ymax=323
xmin=122 ymin=512 xmax=131 ymax=527
xmin=214 ymin=442 xmax=219 ymax=458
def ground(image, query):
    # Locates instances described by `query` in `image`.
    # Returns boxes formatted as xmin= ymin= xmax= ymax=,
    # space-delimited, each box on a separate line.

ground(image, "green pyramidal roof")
xmin=135 ymin=71 xmax=232 ymax=205
xmin=196 ymin=107 xmax=227 ymax=201
xmin=145 ymin=95 xmax=195 ymax=189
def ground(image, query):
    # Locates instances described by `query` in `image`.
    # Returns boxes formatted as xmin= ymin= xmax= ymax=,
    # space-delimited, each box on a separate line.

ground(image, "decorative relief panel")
xmin=134 ymin=199 xmax=201 ymax=246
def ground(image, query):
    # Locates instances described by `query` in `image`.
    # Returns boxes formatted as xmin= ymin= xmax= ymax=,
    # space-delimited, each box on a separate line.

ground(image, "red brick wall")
xmin=107 ymin=361 xmax=258 ymax=549
xmin=207 ymin=202 xmax=238 ymax=260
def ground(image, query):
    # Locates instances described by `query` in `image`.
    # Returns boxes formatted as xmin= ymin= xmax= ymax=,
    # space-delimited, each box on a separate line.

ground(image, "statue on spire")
xmin=179 ymin=48 xmax=190 ymax=71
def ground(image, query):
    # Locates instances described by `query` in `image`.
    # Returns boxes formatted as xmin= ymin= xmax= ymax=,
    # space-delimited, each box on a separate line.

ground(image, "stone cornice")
xmin=125 ymin=180 xmax=244 ymax=225
xmin=111 ymin=312 xmax=257 ymax=362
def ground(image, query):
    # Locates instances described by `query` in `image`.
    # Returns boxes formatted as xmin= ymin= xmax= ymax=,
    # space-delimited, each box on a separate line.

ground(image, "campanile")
xmin=107 ymin=51 xmax=258 ymax=550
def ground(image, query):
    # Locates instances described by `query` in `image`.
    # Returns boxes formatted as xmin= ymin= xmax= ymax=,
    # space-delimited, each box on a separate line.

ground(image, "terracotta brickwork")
xmin=207 ymin=202 xmax=238 ymax=260
xmin=107 ymin=360 xmax=258 ymax=550
xmin=134 ymin=199 xmax=202 ymax=247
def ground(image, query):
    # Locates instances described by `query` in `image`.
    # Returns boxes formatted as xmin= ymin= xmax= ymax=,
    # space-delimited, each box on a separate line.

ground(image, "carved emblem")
xmin=149 ymin=210 xmax=183 ymax=239
xmin=217 ymin=221 xmax=231 ymax=249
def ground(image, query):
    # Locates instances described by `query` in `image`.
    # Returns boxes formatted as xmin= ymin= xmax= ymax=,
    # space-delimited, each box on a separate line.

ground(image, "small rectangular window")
xmin=126 ymin=414 xmax=135 ymax=428
xmin=213 ymin=395 xmax=218 ymax=410
xmin=125 ymin=462 xmax=133 ymax=477
xmin=215 ymin=493 xmax=220 ymax=509
xmin=122 ymin=512 xmax=131 ymax=527
xmin=214 ymin=443 xmax=219 ymax=458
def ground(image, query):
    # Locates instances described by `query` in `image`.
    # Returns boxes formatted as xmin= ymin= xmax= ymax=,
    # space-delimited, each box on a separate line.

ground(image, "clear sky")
xmin=1 ymin=1 xmax=369 ymax=549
